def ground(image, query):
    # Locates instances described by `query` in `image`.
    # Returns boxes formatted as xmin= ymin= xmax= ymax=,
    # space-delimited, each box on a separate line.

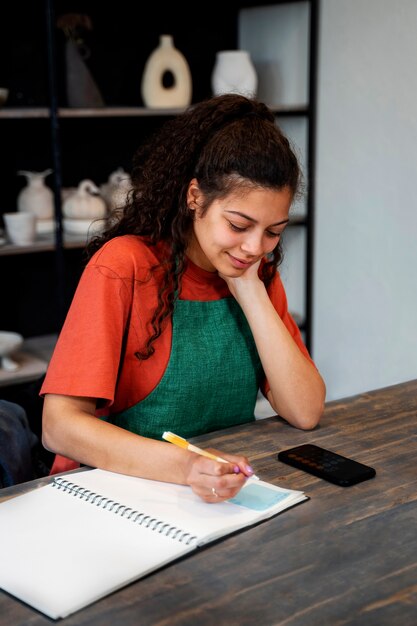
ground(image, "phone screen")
xmin=278 ymin=444 xmax=376 ymax=487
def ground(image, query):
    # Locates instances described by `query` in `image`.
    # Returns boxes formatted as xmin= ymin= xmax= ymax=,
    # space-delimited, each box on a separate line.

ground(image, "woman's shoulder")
xmin=82 ymin=236 xmax=168 ymax=284
xmin=90 ymin=236 xmax=167 ymax=271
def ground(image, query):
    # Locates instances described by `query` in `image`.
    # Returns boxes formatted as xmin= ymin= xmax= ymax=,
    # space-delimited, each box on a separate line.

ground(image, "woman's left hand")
xmin=219 ymin=258 xmax=264 ymax=302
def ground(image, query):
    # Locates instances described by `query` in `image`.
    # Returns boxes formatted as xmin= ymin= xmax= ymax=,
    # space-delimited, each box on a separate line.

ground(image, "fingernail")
xmin=245 ymin=465 xmax=254 ymax=475
xmin=233 ymin=465 xmax=240 ymax=474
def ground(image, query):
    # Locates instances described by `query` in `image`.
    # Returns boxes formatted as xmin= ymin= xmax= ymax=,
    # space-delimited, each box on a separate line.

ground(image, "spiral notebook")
xmin=0 ymin=468 xmax=307 ymax=619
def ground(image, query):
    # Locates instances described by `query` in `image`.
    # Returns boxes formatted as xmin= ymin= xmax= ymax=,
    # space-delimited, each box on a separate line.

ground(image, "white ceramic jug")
xmin=17 ymin=169 xmax=54 ymax=220
xmin=63 ymin=179 xmax=107 ymax=220
xmin=100 ymin=168 xmax=132 ymax=211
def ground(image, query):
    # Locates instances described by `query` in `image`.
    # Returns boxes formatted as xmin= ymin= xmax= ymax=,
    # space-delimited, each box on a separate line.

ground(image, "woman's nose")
xmin=240 ymin=232 xmax=264 ymax=256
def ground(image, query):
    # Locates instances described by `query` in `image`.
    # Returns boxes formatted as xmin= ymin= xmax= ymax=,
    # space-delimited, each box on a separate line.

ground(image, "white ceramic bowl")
xmin=63 ymin=218 xmax=106 ymax=236
xmin=36 ymin=219 xmax=55 ymax=235
xmin=0 ymin=331 xmax=23 ymax=371
xmin=0 ymin=331 xmax=23 ymax=357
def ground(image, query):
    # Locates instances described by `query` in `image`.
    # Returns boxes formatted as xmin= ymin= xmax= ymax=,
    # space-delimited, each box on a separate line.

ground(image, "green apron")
xmin=107 ymin=297 xmax=263 ymax=440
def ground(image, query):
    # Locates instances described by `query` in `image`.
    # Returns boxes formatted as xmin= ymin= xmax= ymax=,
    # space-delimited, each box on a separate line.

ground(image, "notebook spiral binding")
xmin=52 ymin=476 xmax=198 ymax=546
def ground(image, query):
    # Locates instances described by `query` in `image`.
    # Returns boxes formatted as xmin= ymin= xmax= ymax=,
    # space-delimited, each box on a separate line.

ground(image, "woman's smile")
xmin=226 ymin=252 xmax=257 ymax=269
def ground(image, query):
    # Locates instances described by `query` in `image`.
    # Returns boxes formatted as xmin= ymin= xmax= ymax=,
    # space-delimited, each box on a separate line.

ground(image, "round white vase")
xmin=211 ymin=50 xmax=258 ymax=98
xmin=141 ymin=35 xmax=192 ymax=109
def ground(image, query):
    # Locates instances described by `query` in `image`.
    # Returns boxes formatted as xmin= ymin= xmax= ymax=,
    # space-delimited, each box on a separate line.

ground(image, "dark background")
xmin=0 ymin=1 xmax=244 ymax=200
xmin=0 ymin=0 xmax=245 ymax=336
xmin=0 ymin=0 xmax=285 ymax=337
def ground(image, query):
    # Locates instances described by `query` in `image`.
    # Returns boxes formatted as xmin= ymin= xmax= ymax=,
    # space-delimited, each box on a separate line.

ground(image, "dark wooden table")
xmin=1 ymin=379 xmax=417 ymax=625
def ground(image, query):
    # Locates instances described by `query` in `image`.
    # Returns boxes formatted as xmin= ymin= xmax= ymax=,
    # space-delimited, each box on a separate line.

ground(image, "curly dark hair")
xmin=87 ymin=93 xmax=301 ymax=359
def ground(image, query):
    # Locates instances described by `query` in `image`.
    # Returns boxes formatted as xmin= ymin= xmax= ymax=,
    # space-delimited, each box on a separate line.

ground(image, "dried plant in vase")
xmin=57 ymin=13 xmax=105 ymax=108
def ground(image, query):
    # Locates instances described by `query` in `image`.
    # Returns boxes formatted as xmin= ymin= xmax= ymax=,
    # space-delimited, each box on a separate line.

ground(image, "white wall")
xmin=314 ymin=0 xmax=417 ymax=399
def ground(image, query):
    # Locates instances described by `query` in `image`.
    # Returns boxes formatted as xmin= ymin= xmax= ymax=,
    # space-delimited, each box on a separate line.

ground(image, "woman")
xmin=41 ymin=94 xmax=326 ymax=502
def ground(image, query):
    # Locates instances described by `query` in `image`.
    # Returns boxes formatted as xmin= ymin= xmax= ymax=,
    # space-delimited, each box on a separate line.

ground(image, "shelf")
xmin=0 ymin=333 xmax=56 ymax=388
xmin=289 ymin=215 xmax=307 ymax=226
xmin=0 ymin=233 xmax=87 ymax=256
xmin=0 ymin=221 xmax=308 ymax=256
xmin=0 ymin=104 xmax=309 ymax=120
xmin=0 ymin=107 xmax=182 ymax=119
xmin=0 ymin=108 xmax=50 ymax=119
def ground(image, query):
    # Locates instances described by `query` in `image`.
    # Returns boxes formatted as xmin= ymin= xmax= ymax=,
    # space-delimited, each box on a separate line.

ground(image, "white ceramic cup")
xmin=3 ymin=212 xmax=37 ymax=245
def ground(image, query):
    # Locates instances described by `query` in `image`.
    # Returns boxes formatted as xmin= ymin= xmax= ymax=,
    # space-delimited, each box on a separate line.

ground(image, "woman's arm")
xmin=42 ymin=394 xmax=254 ymax=501
xmin=220 ymin=265 xmax=326 ymax=429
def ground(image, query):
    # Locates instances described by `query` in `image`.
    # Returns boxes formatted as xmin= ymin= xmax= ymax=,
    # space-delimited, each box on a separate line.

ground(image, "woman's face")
xmin=186 ymin=182 xmax=292 ymax=276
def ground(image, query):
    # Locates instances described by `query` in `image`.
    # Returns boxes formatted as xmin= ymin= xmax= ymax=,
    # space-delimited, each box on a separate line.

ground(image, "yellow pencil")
xmin=162 ymin=431 xmax=259 ymax=480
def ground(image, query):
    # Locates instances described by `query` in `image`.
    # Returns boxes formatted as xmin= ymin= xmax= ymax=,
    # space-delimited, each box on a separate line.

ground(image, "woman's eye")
xmin=228 ymin=222 xmax=247 ymax=233
xmin=266 ymin=231 xmax=281 ymax=239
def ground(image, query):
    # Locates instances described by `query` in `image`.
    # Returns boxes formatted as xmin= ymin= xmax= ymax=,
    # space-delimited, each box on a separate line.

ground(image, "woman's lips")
xmin=227 ymin=253 xmax=254 ymax=269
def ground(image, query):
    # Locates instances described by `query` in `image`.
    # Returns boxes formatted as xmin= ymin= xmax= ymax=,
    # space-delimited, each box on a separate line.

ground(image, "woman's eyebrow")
xmin=225 ymin=210 xmax=289 ymax=226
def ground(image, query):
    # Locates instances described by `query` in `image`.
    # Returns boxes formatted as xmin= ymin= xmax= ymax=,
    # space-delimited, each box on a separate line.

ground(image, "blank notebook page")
xmin=0 ymin=481 xmax=193 ymax=619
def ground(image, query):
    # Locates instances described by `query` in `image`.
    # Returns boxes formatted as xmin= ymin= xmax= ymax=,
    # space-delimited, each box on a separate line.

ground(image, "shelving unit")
xmin=239 ymin=0 xmax=318 ymax=348
xmin=0 ymin=0 xmax=318 ymax=388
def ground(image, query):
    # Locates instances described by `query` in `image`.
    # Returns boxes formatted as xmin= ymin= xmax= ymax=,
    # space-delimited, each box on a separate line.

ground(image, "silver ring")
xmin=211 ymin=487 xmax=219 ymax=498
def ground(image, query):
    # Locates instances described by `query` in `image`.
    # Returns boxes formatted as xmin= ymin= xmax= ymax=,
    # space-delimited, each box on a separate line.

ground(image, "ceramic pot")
xmin=100 ymin=168 xmax=132 ymax=212
xmin=63 ymin=179 xmax=107 ymax=220
xmin=0 ymin=330 xmax=23 ymax=372
xmin=17 ymin=169 xmax=54 ymax=220
xmin=141 ymin=35 xmax=192 ymax=108
xmin=211 ymin=50 xmax=257 ymax=97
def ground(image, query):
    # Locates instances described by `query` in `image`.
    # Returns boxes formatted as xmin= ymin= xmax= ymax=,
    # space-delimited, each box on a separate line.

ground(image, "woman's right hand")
xmin=184 ymin=450 xmax=255 ymax=503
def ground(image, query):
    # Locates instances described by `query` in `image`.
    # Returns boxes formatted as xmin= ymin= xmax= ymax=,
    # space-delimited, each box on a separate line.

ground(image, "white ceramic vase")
xmin=17 ymin=169 xmax=54 ymax=220
xmin=141 ymin=35 xmax=192 ymax=109
xmin=211 ymin=50 xmax=258 ymax=98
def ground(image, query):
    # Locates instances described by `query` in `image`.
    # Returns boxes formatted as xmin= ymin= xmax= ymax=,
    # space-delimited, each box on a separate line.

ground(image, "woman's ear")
xmin=186 ymin=178 xmax=203 ymax=212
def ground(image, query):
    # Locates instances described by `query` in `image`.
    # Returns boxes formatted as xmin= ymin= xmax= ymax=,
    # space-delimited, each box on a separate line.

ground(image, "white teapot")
xmin=100 ymin=168 xmax=132 ymax=212
xmin=17 ymin=169 xmax=54 ymax=220
xmin=63 ymin=179 xmax=107 ymax=220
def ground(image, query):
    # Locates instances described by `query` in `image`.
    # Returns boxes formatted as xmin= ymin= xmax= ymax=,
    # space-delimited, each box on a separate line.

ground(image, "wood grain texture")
xmin=1 ymin=378 xmax=417 ymax=625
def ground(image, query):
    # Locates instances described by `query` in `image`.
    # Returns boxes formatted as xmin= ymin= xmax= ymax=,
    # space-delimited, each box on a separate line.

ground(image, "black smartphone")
xmin=277 ymin=444 xmax=376 ymax=487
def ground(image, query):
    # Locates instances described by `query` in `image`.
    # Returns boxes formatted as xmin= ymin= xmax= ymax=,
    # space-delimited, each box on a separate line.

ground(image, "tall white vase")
xmin=211 ymin=50 xmax=258 ymax=98
xmin=141 ymin=35 xmax=192 ymax=109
